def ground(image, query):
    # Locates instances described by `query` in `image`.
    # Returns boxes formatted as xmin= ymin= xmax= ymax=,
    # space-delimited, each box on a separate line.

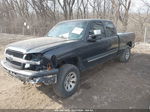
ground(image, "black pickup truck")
xmin=1 ymin=19 xmax=135 ymax=98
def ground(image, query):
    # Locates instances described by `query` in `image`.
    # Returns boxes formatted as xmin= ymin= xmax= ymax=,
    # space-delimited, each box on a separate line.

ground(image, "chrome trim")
xmin=29 ymin=75 xmax=57 ymax=85
xmin=5 ymin=54 xmax=41 ymax=65
xmin=1 ymin=60 xmax=59 ymax=78
xmin=1 ymin=59 xmax=37 ymax=76
xmin=87 ymin=49 xmax=117 ymax=62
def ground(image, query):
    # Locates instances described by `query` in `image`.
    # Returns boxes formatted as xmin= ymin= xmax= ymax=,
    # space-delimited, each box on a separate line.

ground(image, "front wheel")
xmin=53 ymin=64 xmax=80 ymax=98
xmin=118 ymin=48 xmax=131 ymax=62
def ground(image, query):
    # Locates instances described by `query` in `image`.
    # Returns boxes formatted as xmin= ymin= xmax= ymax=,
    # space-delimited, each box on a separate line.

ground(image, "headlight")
xmin=26 ymin=53 xmax=43 ymax=61
xmin=25 ymin=53 xmax=43 ymax=66
xmin=25 ymin=63 xmax=30 ymax=68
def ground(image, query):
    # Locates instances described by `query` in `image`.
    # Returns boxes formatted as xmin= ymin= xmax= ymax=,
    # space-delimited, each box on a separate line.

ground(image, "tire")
xmin=118 ymin=47 xmax=131 ymax=62
xmin=53 ymin=64 xmax=80 ymax=98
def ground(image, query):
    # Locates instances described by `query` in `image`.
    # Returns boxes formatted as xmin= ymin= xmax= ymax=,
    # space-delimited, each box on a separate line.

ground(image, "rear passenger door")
xmin=104 ymin=21 xmax=119 ymax=55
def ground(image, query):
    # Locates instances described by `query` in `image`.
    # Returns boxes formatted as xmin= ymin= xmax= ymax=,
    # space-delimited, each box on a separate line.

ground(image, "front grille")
xmin=6 ymin=58 xmax=22 ymax=66
xmin=5 ymin=49 xmax=24 ymax=69
xmin=6 ymin=49 xmax=24 ymax=58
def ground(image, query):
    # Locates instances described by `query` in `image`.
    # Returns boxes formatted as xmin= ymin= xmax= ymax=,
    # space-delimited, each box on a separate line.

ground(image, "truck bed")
xmin=118 ymin=32 xmax=135 ymax=50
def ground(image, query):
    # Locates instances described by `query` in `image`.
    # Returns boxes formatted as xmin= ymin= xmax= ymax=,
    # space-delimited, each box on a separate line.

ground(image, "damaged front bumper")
xmin=0 ymin=60 xmax=59 ymax=85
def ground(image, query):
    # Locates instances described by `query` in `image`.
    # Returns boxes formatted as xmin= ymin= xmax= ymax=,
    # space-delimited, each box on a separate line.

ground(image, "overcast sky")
xmin=131 ymin=0 xmax=146 ymax=12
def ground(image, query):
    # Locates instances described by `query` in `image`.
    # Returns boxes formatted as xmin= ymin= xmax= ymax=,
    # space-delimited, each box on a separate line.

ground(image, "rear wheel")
xmin=118 ymin=48 xmax=131 ymax=62
xmin=53 ymin=64 xmax=80 ymax=98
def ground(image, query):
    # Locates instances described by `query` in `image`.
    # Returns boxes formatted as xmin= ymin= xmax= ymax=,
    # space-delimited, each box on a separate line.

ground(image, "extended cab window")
xmin=105 ymin=21 xmax=116 ymax=37
xmin=89 ymin=22 xmax=105 ymax=39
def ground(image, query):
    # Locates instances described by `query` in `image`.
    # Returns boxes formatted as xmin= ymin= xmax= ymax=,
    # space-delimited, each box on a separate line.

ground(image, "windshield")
xmin=47 ymin=21 xmax=88 ymax=40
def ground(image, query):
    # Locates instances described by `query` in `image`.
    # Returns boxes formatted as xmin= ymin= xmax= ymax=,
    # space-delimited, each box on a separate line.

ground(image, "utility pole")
xmin=23 ymin=22 xmax=27 ymax=35
xmin=144 ymin=27 xmax=147 ymax=43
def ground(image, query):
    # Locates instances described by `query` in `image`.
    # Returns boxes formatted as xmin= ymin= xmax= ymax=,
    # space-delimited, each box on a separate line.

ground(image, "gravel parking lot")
xmin=0 ymin=33 xmax=150 ymax=109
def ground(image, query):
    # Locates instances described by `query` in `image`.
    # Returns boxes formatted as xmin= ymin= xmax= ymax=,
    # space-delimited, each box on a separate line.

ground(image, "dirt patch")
xmin=0 ymin=34 xmax=150 ymax=109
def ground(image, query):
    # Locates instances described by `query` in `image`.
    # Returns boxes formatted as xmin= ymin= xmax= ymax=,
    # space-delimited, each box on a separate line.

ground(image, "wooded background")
xmin=0 ymin=0 xmax=150 ymax=42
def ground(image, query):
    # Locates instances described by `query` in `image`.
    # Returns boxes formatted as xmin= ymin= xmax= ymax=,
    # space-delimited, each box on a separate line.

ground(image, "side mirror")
xmin=87 ymin=34 xmax=96 ymax=42
xmin=88 ymin=29 xmax=102 ymax=42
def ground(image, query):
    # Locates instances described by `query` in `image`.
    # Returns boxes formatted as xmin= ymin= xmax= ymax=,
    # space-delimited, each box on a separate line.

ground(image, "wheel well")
xmin=127 ymin=41 xmax=132 ymax=47
xmin=58 ymin=57 xmax=81 ymax=69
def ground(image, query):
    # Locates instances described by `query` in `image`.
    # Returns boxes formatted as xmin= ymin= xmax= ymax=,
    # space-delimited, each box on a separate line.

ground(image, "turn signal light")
xmin=47 ymin=64 xmax=52 ymax=70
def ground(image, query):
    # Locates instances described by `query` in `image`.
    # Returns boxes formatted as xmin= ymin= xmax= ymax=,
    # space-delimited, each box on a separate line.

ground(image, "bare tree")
xmin=111 ymin=0 xmax=120 ymax=26
xmin=89 ymin=0 xmax=103 ymax=18
xmin=76 ymin=0 xmax=82 ymax=19
xmin=130 ymin=0 xmax=150 ymax=41
xmin=57 ymin=0 xmax=75 ymax=20
xmin=118 ymin=0 xmax=132 ymax=32
xmin=142 ymin=0 xmax=150 ymax=8
xmin=0 ymin=0 xmax=145 ymax=38
xmin=80 ymin=0 xmax=89 ymax=19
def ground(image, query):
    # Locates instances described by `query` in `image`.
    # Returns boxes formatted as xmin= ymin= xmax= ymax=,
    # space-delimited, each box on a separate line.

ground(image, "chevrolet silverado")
xmin=1 ymin=19 xmax=135 ymax=98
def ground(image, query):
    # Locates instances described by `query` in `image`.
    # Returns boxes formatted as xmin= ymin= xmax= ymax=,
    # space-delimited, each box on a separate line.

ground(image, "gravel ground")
xmin=0 ymin=33 xmax=150 ymax=109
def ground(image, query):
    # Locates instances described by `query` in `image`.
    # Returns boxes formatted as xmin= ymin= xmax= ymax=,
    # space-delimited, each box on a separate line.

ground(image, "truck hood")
xmin=7 ymin=37 xmax=76 ymax=53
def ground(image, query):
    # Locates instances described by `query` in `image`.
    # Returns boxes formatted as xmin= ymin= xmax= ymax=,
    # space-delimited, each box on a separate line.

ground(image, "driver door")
xmin=82 ymin=21 xmax=112 ymax=67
